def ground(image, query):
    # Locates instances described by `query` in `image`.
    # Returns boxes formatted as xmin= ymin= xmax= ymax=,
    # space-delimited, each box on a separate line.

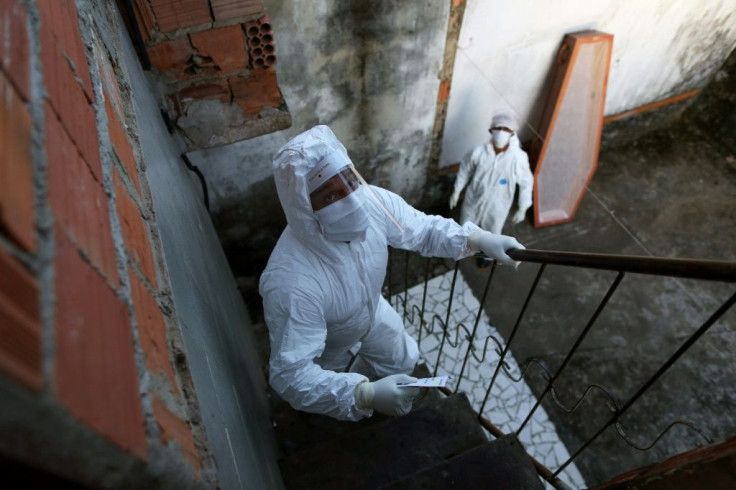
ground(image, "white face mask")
xmin=314 ymin=186 xmax=369 ymax=242
xmin=491 ymin=129 xmax=512 ymax=148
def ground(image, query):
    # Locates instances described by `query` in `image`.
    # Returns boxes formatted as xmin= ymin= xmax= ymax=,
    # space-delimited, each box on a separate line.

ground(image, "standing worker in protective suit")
xmin=449 ymin=112 xmax=534 ymax=235
xmin=259 ymin=125 xmax=525 ymax=421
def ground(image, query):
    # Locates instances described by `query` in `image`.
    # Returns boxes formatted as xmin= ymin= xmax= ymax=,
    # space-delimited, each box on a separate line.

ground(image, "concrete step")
xmin=269 ymin=361 xmax=442 ymax=458
xmin=379 ymin=434 xmax=545 ymax=490
xmin=279 ymin=393 xmax=488 ymax=490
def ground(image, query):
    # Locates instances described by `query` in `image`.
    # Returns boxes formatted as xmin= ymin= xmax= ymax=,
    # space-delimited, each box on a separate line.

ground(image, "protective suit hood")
xmin=272 ymin=125 xmax=355 ymax=252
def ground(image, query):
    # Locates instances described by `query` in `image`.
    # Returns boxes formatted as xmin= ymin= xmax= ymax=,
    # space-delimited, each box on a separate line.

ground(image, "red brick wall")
xmin=124 ymin=0 xmax=288 ymax=148
xmin=0 ymin=0 xmax=204 ymax=482
xmin=0 ymin=0 xmax=39 ymax=391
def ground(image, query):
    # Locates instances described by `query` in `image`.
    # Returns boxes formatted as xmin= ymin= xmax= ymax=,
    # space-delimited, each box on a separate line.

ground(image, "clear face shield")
xmin=307 ymin=153 xmax=404 ymax=236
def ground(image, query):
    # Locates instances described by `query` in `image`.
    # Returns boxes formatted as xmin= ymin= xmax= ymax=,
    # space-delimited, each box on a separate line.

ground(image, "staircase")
xmin=253 ymin=323 xmax=545 ymax=489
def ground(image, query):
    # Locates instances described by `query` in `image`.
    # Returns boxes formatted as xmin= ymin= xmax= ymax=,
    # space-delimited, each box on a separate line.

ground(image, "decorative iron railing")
xmin=385 ymin=248 xmax=736 ymax=489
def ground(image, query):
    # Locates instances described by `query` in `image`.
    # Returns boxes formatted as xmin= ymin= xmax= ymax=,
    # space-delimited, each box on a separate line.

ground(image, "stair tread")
xmin=280 ymin=392 xmax=488 ymax=490
xmin=271 ymin=362 xmax=441 ymax=458
xmin=379 ymin=434 xmax=545 ymax=490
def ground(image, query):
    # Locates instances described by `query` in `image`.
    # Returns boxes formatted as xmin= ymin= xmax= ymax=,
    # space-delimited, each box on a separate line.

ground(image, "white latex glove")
xmin=354 ymin=374 xmax=421 ymax=416
xmin=511 ymin=207 xmax=529 ymax=225
xmin=468 ymin=229 xmax=524 ymax=268
xmin=449 ymin=190 xmax=460 ymax=210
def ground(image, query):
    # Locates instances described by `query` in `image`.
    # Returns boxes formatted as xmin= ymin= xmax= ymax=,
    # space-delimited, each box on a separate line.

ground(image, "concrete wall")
xmin=0 ymin=1 xmax=281 ymax=488
xmin=686 ymin=46 xmax=736 ymax=154
xmin=441 ymin=0 xmax=736 ymax=167
xmin=187 ymin=0 xmax=452 ymax=281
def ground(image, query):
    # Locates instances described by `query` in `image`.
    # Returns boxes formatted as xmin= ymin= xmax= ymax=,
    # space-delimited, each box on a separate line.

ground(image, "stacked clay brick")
xmin=134 ymin=1 xmax=283 ymax=125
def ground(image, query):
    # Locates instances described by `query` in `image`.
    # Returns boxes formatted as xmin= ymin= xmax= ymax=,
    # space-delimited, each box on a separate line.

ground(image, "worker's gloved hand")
xmin=511 ymin=207 xmax=529 ymax=225
xmin=449 ymin=190 xmax=460 ymax=210
xmin=468 ymin=229 xmax=524 ymax=268
xmin=354 ymin=374 xmax=421 ymax=416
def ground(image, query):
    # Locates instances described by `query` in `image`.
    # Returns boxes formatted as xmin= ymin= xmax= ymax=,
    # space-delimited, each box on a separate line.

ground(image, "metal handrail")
xmin=508 ymin=248 xmax=736 ymax=282
xmin=390 ymin=246 xmax=736 ymax=489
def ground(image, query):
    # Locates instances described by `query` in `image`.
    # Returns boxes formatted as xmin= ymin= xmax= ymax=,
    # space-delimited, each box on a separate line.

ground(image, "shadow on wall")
xmin=211 ymin=176 xmax=285 ymax=320
xmin=683 ymin=46 xmax=736 ymax=154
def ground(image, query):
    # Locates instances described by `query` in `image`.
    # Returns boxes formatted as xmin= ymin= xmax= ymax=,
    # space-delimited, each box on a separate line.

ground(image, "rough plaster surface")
xmin=441 ymin=0 xmax=736 ymax=167
xmin=187 ymin=0 xmax=451 ymax=282
xmin=114 ymin=5 xmax=284 ymax=490
xmin=685 ymin=47 xmax=736 ymax=155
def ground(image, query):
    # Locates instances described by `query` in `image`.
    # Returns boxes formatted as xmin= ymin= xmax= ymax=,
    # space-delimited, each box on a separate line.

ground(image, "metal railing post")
xmin=416 ymin=258 xmax=431 ymax=348
xmin=516 ymin=272 xmax=625 ymax=436
xmin=433 ymin=262 xmax=460 ymax=377
xmin=456 ymin=261 xmax=497 ymax=393
xmin=553 ymin=288 xmax=736 ymax=477
xmin=479 ymin=264 xmax=547 ymax=416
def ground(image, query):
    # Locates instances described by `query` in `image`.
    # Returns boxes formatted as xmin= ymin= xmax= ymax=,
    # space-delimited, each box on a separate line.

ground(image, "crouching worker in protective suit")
xmin=259 ymin=125 xmax=525 ymax=421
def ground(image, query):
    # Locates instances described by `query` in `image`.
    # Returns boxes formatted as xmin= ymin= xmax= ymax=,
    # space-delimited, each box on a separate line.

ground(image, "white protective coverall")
xmin=454 ymin=134 xmax=534 ymax=234
xmin=259 ymin=125 xmax=481 ymax=421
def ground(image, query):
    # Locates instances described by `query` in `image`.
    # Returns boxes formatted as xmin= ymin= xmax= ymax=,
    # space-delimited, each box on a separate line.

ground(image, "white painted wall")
xmin=441 ymin=0 xmax=736 ymax=167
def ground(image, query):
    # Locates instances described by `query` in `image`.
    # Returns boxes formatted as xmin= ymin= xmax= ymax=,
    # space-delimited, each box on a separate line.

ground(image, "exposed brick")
xmin=131 ymin=0 xmax=157 ymax=43
xmin=452 ymin=0 xmax=465 ymax=9
xmin=147 ymin=37 xmax=193 ymax=77
xmin=0 ymin=247 xmax=41 ymax=391
xmin=128 ymin=269 xmax=178 ymax=393
xmin=189 ymin=25 xmax=248 ymax=73
xmin=46 ymin=103 xmax=118 ymax=285
xmin=149 ymin=0 xmax=212 ymax=33
xmin=41 ymin=38 xmax=102 ymax=182
xmin=55 ymin=229 xmax=148 ymax=458
xmin=113 ymin=170 xmax=156 ymax=287
xmin=0 ymin=0 xmax=31 ymax=101
xmin=153 ymin=396 xmax=201 ymax=472
xmin=438 ymin=79 xmax=450 ymax=104
xmin=244 ymin=15 xmax=277 ymax=69
xmin=177 ymin=79 xmax=231 ymax=103
xmin=0 ymin=248 xmax=38 ymax=321
xmin=37 ymin=0 xmax=93 ymax=102
xmin=95 ymin=37 xmax=125 ymax=125
xmin=211 ymin=0 xmax=264 ymax=22
xmin=0 ymin=72 xmax=35 ymax=251
xmin=230 ymin=70 xmax=282 ymax=115
xmin=105 ymin=96 xmax=141 ymax=196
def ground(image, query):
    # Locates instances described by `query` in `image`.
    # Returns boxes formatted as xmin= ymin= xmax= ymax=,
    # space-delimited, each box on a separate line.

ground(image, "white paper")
xmin=397 ymin=376 xmax=453 ymax=388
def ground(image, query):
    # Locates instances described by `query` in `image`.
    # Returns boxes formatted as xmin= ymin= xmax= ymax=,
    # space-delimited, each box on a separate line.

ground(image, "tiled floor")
xmin=392 ymin=267 xmax=587 ymax=489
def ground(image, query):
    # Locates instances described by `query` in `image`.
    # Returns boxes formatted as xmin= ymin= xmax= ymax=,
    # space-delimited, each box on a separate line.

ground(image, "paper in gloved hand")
xmin=397 ymin=376 xmax=453 ymax=388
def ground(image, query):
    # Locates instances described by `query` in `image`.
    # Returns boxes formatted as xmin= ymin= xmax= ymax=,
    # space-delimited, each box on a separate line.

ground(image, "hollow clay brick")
xmin=46 ymin=103 xmax=118 ymax=285
xmin=0 ymin=247 xmax=41 ymax=392
xmin=189 ymin=24 xmax=248 ymax=73
xmin=55 ymin=229 xmax=148 ymax=459
xmin=113 ymin=170 xmax=157 ymax=287
xmin=147 ymin=37 xmax=194 ymax=77
xmin=37 ymin=0 xmax=93 ymax=101
xmin=153 ymin=396 xmax=201 ymax=472
xmin=0 ymin=73 xmax=35 ymax=251
xmin=149 ymin=0 xmax=212 ymax=33
xmin=0 ymin=0 xmax=31 ymax=101
xmin=230 ymin=69 xmax=282 ymax=115
xmin=210 ymin=0 xmax=264 ymax=22
xmin=105 ymin=96 xmax=141 ymax=196
xmin=128 ymin=268 xmax=179 ymax=393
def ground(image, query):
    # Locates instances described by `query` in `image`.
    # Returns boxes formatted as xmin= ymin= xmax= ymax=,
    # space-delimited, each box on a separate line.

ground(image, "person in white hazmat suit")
xmin=449 ymin=112 xmax=534 ymax=235
xmin=259 ymin=125 xmax=525 ymax=421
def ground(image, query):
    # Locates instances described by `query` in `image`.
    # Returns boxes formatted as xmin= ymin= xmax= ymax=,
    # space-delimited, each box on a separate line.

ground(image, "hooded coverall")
xmin=259 ymin=125 xmax=479 ymax=421
xmin=455 ymin=134 xmax=533 ymax=234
